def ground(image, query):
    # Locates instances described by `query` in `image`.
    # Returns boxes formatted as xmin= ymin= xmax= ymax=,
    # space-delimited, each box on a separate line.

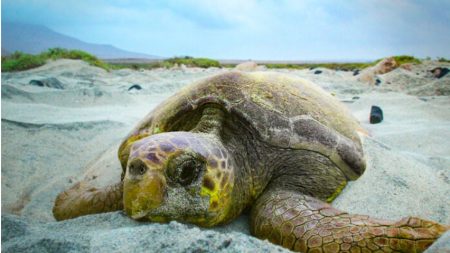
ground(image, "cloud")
xmin=2 ymin=0 xmax=450 ymax=59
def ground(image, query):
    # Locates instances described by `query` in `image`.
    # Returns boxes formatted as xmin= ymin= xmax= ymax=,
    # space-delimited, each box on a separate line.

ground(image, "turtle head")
xmin=123 ymin=132 xmax=236 ymax=227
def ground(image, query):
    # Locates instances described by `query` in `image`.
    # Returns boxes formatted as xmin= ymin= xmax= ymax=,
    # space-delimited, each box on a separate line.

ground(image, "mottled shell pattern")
xmin=119 ymin=71 xmax=364 ymax=180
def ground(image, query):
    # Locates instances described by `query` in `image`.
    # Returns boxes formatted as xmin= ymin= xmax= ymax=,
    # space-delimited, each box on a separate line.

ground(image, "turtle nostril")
xmin=129 ymin=159 xmax=148 ymax=176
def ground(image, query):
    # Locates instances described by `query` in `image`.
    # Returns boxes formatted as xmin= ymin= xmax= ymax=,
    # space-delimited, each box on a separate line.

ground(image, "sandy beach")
xmin=2 ymin=59 xmax=450 ymax=252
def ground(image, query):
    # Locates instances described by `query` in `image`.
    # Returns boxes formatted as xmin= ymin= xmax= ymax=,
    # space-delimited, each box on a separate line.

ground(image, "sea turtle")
xmin=53 ymin=72 xmax=447 ymax=252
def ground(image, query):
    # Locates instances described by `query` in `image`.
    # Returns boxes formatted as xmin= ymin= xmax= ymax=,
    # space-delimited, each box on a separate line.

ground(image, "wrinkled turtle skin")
xmin=54 ymin=72 xmax=448 ymax=252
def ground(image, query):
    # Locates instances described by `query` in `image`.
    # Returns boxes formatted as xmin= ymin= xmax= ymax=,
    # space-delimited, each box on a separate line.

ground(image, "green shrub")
xmin=265 ymin=62 xmax=372 ymax=71
xmin=1 ymin=51 xmax=46 ymax=71
xmin=42 ymin=48 xmax=109 ymax=70
xmin=165 ymin=56 xmax=221 ymax=68
xmin=374 ymin=55 xmax=421 ymax=66
xmin=391 ymin=55 xmax=421 ymax=65
xmin=107 ymin=56 xmax=221 ymax=70
xmin=1 ymin=48 xmax=109 ymax=72
xmin=437 ymin=57 xmax=450 ymax=63
xmin=191 ymin=58 xmax=221 ymax=68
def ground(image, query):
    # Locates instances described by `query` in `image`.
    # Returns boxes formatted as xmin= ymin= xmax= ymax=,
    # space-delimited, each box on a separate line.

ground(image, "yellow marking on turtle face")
xmin=200 ymin=173 xmax=220 ymax=210
xmin=123 ymin=170 xmax=166 ymax=219
xmin=199 ymin=165 xmax=233 ymax=225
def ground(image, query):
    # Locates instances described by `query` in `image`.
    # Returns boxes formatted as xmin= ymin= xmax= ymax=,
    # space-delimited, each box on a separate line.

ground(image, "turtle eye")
xmin=129 ymin=159 xmax=148 ymax=176
xmin=167 ymin=154 xmax=205 ymax=186
xmin=178 ymin=160 xmax=199 ymax=186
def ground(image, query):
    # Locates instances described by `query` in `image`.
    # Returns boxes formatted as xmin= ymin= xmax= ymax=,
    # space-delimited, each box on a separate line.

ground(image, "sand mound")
xmin=353 ymin=60 xmax=450 ymax=96
xmin=357 ymin=57 xmax=398 ymax=84
xmin=379 ymin=63 xmax=450 ymax=96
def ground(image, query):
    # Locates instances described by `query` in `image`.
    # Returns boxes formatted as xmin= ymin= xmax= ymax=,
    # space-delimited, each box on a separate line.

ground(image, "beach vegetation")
xmin=265 ymin=62 xmax=373 ymax=71
xmin=1 ymin=51 xmax=47 ymax=71
xmin=391 ymin=55 xmax=421 ymax=65
xmin=374 ymin=55 xmax=421 ymax=66
xmin=164 ymin=56 xmax=221 ymax=68
xmin=42 ymin=48 xmax=109 ymax=70
xmin=108 ymin=56 xmax=221 ymax=70
xmin=4 ymin=50 xmax=441 ymax=73
xmin=2 ymin=48 xmax=109 ymax=72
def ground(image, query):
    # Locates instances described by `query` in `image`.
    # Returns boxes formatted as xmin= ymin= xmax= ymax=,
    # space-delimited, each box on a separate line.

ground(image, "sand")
xmin=2 ymin=59 xmax=449 ymax=252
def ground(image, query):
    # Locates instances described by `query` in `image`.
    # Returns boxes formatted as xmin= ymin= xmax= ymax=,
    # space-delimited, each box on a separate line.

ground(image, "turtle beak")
xmin=123 ymin=169 xmax=166 ymax=220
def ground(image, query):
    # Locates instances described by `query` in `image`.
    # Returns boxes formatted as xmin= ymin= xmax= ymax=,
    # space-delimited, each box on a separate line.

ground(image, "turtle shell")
xmin=118 ymin=72 xmax=365 ymax=179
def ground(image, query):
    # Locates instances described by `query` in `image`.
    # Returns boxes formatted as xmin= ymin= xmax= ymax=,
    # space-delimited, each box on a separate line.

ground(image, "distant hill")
xmin=2 ymin=22 xmax=159 ymax=59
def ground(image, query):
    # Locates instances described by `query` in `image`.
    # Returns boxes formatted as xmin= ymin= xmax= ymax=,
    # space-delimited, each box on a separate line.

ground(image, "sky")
xmin=2 ymin=0 xmax=450 ymax=61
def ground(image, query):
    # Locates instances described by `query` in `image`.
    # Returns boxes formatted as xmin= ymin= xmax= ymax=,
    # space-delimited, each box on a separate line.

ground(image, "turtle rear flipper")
xmin=53 ymin=181 xmax=123 ymax=221
xmin=251 ymin=188 xmax=448 ymax=252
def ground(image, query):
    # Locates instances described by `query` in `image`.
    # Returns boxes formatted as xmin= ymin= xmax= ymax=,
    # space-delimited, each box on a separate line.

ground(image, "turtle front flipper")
xmin=251 ymin=188 xmax=448 ymax=253
xmin=53 ymin=181 xmax=123 ymax=221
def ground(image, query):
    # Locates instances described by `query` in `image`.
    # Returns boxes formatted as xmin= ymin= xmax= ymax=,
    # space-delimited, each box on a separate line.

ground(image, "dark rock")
xmin=352 ymin=96 xmax=360 ymax=100
xmin=375 ymin=78 xmax=381 ymax=86
xmin=29 ymin=80 xmax=44 ymax=87
xmin=128 ymin=84 xmax=142 ymax=91
xmin=430 ymin=67 xmax=449 ymax=79
xmin=370 ymin=106 xmax=383 ymax=124
xmin=353 ymin=69 xmax=360 ymax=76
xmin=29 ymin=78 xmax=64 ymax=89
xmin=313 ymin=70 xmax=322 ymax=75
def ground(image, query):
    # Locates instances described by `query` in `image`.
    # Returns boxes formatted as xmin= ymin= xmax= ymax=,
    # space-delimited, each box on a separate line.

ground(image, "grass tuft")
xmin=2 ymin=51 xmax=445 ymax=73
xmin=1 ymin=51 xmax=47 ymax=71
xmin=265 ymin=62 xmax=373 ymax=71
xmin=2 ymin=48 xmax=109 ymax=72
xmin=108 ymin=56 xmax=221 ymax=70
xmin=374 ymin=55 xmax=421 ymax=66
xmin=166 ymin=56 xmax=221 ymax=68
